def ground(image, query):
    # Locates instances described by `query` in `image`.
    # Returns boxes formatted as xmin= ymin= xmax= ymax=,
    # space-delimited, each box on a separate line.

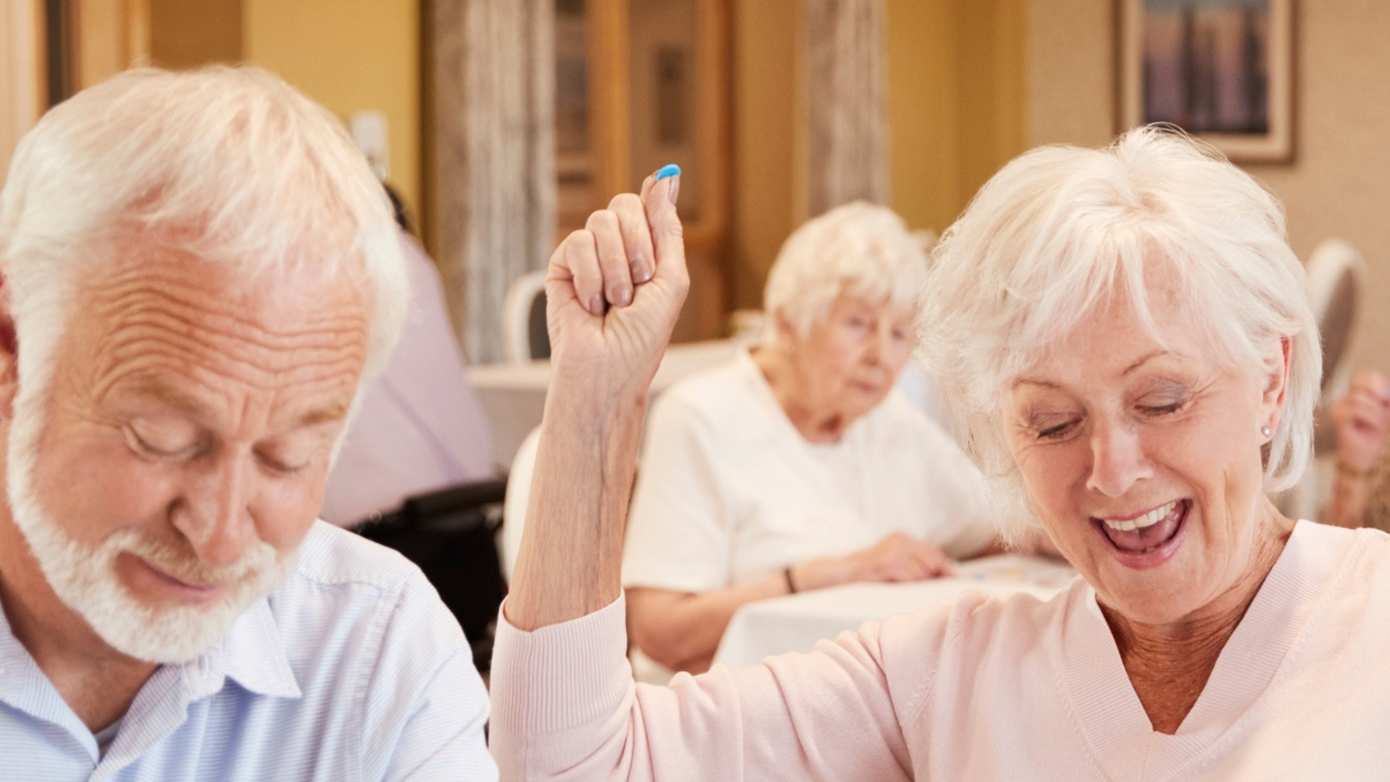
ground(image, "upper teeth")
xmin=1102 ymin=500 xmax=1179 ymax=532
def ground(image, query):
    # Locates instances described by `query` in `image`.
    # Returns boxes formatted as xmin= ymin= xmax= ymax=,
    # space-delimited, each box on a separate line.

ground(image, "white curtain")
xmin=803 ymin=0 xmax=890 ymax=215
xmin=429 ymin=0 xmax=556 ymax=363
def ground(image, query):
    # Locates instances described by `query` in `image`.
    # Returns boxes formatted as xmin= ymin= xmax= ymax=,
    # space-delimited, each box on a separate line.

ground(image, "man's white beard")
xmin=5 ymin=383 xmax=293 ymax=664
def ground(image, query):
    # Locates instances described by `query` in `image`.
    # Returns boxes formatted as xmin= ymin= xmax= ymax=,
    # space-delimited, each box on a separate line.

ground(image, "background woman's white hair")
xmin=762 ymin=201 xmax=927 ymax=346
xmin=0 ymin=66 xmax=410 ymax=422
xmin=922 ymin=125 xmax=1320 ymax=539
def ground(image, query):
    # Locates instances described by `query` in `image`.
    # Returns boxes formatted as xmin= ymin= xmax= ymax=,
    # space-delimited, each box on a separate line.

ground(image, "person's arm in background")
xmin=629 ymin=533 xmax=952 ymax=673
xmin=1324 ymin=370 xmax=1390 ymax=527
xmin=490 ymin=172 xmax=915 ymax=781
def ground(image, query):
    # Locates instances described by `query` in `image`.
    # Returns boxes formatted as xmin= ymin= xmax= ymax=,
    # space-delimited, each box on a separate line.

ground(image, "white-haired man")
xmin=0 ymin=67 xmax=495 ymax=779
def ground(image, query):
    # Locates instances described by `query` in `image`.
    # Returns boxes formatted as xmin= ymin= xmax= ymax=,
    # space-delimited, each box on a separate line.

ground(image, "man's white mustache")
xmin=109 ymin=529 xmax=278 ymax=587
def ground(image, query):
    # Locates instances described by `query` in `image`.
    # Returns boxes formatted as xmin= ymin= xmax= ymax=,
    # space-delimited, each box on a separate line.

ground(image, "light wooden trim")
xmin=72 ymin=0 xmax=152 ymax=90
xmin=683 ymin=0 xmax=730 ymax=251
xmin=2 ymin=0 xmax=46 ymax=173
xmin=126 ymin=0 xmax=151 ymax=67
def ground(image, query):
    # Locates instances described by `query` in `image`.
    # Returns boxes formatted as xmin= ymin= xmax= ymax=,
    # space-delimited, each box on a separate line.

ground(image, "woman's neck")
xmin=1101 ymin=503 xmax=1295 ymax=734
xmin=751 ymin=347 xmax=847 ymax=443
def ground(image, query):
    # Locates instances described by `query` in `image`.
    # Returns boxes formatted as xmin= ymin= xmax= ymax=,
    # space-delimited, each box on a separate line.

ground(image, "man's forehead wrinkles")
xmin=91 ymin=303 xmax=368 ymax=361
xmin=92 ymin=331 xmax=367 ymax=383
xmin=86 ymin=278 xmax=369 ymax=346
xmin=93 ymin=357 xmax=361 ymax=411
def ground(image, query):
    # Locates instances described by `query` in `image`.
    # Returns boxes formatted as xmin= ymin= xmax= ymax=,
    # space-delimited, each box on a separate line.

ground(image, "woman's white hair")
xmin=762 ymin=201 xmax=927 ymax=346
xmin=0 ymin=65 xmax=410 ymax=426
xmin=922 ymin=125 xmax=1320 ymax=538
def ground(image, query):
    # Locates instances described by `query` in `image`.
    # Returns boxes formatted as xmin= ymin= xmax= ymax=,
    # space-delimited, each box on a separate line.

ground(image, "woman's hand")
xmin=545 ymin=172 xmax=689 ymax=415
xmin=506 ymin=170 xmax=688 ymax=630
xmin=794 ymin=532 xmax=955 ymax=591
xmin=1330 ymin=370 xmax=1390 ymax=475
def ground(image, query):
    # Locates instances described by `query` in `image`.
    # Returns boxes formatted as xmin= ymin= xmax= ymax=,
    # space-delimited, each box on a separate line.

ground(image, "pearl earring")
xmin=1260 ymin=424 xmax=1272 ymax=439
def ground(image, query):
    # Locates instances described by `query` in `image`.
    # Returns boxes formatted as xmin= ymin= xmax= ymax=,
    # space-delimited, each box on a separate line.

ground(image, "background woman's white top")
xmin=622 ymin=350 xmax=999 ymax=595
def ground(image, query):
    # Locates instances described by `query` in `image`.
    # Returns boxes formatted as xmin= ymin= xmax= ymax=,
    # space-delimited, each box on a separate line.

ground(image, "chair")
xmin=357 ymin=477 xmax=509 ymax=673
xmin=1307 ymin=239 xmax=1365 ymax=408
xmin=502 ymin=271 xmax=550 ymax=363
xmin=500 ymin=427 xmax=542 ymax=581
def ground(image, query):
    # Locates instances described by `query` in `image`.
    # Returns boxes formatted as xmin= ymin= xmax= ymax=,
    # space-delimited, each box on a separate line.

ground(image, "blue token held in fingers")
xmin=655 ymin=163 xmax=681 ymax=180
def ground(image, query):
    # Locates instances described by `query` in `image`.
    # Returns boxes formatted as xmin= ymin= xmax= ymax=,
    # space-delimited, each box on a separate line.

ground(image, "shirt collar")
xmin=206 ymin=596 xmax=303 ymax=700
xmin=0 ymin=585 xmax=301 ymax=700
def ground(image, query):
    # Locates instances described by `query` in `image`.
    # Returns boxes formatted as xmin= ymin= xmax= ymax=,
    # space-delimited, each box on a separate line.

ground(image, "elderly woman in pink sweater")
xmin=492 ymin=129 xmax=1390 ymax=780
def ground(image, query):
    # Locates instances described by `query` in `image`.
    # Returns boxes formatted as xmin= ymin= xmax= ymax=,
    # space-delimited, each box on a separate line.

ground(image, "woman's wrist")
xmin=790 ymin=556 xmax=852 ymax=592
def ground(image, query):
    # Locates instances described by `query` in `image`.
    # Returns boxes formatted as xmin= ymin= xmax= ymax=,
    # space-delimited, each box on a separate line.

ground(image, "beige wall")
xmin=243 ymin=0 xmax=420 ymax=224
xmin=886 ymin=0 xmax=1026 ymax=234
xmin=1024 ymin=0 xmax=1390 ymax=373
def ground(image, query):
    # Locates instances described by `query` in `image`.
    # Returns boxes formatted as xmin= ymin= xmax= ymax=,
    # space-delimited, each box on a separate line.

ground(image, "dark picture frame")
xmin=1117 ymin=0 xmax=1294 ymax=162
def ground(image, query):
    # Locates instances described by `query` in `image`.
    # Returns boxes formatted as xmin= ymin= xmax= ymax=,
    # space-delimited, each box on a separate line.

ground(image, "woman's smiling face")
xmin=1003 ymin=274 xmax=1290 ymax=625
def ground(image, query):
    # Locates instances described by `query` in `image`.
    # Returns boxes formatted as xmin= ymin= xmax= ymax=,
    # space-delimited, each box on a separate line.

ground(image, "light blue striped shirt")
xmin=0 ymin=522 xmax=497 ymax=781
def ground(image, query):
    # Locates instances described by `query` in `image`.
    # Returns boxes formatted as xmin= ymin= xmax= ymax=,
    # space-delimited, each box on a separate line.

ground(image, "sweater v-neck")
xmin=1057 ymin=520 xmax=1343 ymax=780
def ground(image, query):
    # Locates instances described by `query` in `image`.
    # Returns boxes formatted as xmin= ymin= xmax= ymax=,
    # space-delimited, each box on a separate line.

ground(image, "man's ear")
xmin=0 ymin=276 xmax=18 ymax=420
xmin=771 ymin=309 xmax=796 ymax=346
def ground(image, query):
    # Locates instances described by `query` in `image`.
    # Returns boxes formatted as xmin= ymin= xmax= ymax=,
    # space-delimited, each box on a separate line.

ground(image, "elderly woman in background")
xmin=493 ymin=127 xmax=1390 ymax=780
xmin=623 ymin=203 xmax=999 ymax=677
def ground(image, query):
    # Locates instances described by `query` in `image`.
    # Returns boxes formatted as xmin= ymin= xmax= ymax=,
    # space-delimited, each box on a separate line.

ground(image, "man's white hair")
xmin=921 ymin=126 xmax=1321 ymax=538
xmin=762 ymin=201 xmax=927 ymax=347
xmin=0 ymin=65 xmax=410 ymax=414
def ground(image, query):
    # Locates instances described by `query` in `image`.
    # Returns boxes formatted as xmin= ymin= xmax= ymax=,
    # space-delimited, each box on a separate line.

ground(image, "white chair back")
xmin=500 ymin=426 xmax=542 ymax=581
xmin=502 ymin=271 xmax=549 ymax=364
xmin=1280 ymin=239 xmax=1366 ymax=521
xmin=1306 ymin=238 xmax=1365 ymax=403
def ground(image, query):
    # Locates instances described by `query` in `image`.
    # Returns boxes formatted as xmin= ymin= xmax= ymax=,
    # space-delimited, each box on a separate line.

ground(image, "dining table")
xmin=713 ymin=554 xmax=1077 ymax=668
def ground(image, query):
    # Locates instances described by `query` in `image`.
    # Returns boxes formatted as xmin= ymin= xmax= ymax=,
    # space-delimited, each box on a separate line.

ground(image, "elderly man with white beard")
xmin=0 ymin=67 xmax=495 ymax=780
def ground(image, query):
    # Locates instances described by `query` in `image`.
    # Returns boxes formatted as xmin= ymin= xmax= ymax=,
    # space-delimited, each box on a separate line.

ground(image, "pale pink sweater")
xmin=491 ymin=522 xmax=1390 ymax=780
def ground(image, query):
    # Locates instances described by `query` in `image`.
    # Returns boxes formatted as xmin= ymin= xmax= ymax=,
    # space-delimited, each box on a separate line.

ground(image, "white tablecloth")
xmin=471 ymin=339 xmax=745 ymax=469
xmin=713 ymin=554 xmax=1077 ymax=668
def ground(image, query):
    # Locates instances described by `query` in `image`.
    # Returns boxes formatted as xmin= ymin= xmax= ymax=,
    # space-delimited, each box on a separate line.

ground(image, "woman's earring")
xmin=1260 ymin=424 xmax=1273 ymax=439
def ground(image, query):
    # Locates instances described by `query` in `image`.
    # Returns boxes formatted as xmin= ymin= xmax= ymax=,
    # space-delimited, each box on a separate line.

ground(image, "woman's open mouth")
xmin=1091 ymin=498 xmax=1190 ymax=569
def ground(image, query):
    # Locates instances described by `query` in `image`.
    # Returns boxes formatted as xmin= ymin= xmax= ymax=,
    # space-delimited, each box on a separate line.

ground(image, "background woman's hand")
xmin=1330 ymin=369 xmax=1390 ymax=473
xmin=545 ymin=171 xmax=689 ymax=414
xmin=794 ymin=532 xmax=955 ymax=590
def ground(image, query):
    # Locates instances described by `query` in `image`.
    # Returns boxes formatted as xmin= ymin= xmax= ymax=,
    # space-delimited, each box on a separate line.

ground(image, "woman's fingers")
xmin=1348 ymin=395 xmax=1390 ymax=430
xmin=562 ymin=229 xmax=605 ymax=316
xmin=609 ymin=192 xmax=657 ymax=286
xmin=585 ymin=209 xmax=634 ymax=308
xmin=908 ymin=541 xmax=954 ymax=578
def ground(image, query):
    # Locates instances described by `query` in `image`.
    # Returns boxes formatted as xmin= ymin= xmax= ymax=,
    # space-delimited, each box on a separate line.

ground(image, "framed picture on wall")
xmin=1118 ymin=0 xmax=1294 ymax=162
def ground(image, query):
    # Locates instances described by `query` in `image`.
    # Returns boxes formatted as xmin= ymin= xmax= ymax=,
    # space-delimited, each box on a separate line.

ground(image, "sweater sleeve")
xmin=488 ymin=595 xmax=913 ymax=781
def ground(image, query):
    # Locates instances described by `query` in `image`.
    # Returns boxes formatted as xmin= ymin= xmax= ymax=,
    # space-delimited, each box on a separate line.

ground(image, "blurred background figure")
xmin=1323 ymin=370 xmax=1390 ymax=529
xmin=321 ymin=184 xmax=497 ymax=528
xmin=622 ymin=202 xmax=1001 ymax=679
xmin=329 ymin=184 xmax=508 ymax=674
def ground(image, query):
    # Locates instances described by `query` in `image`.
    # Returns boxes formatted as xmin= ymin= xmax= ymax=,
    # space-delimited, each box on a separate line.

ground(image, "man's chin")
xmin=83 ymin=588 xmax=261 ymax=664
